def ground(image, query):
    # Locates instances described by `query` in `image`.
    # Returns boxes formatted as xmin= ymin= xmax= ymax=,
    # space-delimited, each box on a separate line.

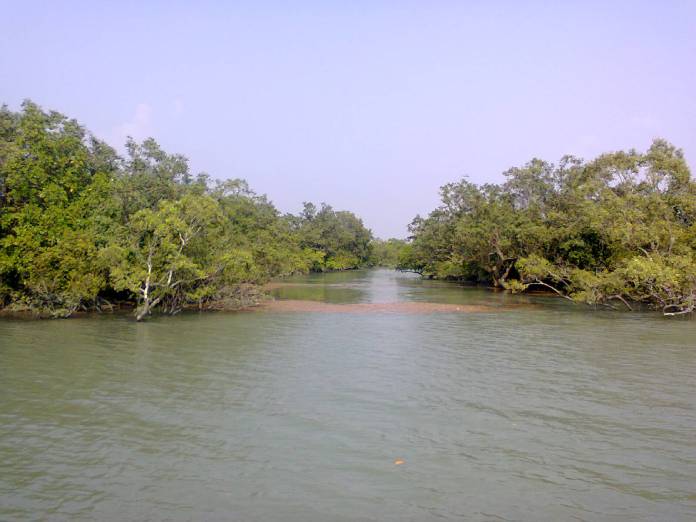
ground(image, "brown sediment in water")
xmin=258 ymin=299 xmax=511 ymax=314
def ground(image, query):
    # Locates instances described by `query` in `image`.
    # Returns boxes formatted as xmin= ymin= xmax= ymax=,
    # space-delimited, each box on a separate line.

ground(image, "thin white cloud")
xmin=111 ymin=103 xmax=153 ymax=147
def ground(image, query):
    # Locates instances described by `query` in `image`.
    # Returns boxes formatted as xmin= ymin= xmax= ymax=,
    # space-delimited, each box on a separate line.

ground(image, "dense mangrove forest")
xmin=1 ymin=101 xmax=695 ymax=318
xmin=398 ymin=141 xmax=696 ymax=315
xmin=0 ymin=102 xmax=374 ymax=319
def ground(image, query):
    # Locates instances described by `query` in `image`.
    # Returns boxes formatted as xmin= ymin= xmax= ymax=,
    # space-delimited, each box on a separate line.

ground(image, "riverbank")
xmin=0 ymin=284 xmax=267 ymax=320
xmin=1 ymin=268 xmax=682 ymax=320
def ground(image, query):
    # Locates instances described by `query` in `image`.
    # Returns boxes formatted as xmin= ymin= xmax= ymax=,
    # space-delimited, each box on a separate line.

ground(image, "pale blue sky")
xmin=2 ymin=1 xmax=695 ymax=237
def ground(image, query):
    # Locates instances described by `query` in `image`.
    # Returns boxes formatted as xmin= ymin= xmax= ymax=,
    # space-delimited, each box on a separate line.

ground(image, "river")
xmin=1 ymin=269 xmax=695 ymax=521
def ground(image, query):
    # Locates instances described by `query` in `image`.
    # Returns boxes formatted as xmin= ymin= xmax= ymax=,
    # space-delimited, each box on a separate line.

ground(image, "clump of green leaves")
xmin=0 ymin=101 xmax=374 ymax=319
xmin=371 ymin=238 xmax=410 ymax=268
xmin=403 ymin=141 xmax=696 ymax=315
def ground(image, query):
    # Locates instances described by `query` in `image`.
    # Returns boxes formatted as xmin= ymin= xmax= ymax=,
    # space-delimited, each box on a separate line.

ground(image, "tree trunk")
xmin=136 ymin=296 xmax=161 ymax=321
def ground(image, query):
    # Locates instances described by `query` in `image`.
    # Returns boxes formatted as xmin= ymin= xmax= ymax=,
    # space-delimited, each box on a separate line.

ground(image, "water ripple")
xmin=1 ymin=270 xmax=695 ymax=521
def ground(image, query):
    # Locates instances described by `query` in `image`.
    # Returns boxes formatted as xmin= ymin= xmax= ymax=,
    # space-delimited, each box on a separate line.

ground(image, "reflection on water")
xmin=1 ymin=269 xmax=695 ymax=521
xmin=260 ymin=300 xmax=506 ymax=313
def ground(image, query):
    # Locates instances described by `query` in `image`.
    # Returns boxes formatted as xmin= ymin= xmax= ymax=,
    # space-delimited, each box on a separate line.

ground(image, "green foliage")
xmin=371 ymin=238 xmax=409 ymax=268
xmin=292 ymin=202 xmax=373 ymax=271
xmin=0 ymin=101 xmax=374 ymax=319
xmin=404 ymin=141 xmax=696 ymax=314
xmin=0 ymin=101 xmax=116 ymax=316
xmin=5 ymin=101 xmax=693 ymax=317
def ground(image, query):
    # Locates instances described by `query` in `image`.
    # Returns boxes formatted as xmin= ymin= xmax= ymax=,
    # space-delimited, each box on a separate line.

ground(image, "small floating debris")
xmin=394 ymin=459 xmax=405 ymax=465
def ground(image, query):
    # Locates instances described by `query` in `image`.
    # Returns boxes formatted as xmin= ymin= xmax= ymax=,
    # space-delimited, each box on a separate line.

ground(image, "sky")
xmin=1 ymin=1 xmax=695 ymax=238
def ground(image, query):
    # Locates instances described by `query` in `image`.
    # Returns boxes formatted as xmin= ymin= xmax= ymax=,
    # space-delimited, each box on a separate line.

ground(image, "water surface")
xmin=1 ymin=269 xmax=695 ymax=521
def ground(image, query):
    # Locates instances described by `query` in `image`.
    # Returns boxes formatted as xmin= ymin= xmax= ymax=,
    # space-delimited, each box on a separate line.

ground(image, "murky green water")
xmin=1 ymin=269 xmax=695 ymax=521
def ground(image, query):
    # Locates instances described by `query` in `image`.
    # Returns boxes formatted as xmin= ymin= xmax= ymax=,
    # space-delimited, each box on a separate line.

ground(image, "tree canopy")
xmin=0 ymin=101 xmax=374 ymax=318
xmin=400 ymin=141 xmax=696 ymax=315
xmin=2 ymin=101 xmax=694 ymax=318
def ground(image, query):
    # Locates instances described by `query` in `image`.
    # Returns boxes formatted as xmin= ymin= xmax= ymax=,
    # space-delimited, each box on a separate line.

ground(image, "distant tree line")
xmin=371 ymin=238 xmax=410 ymax=269
xmin=398 ymin=140 xmax=696 ymax=315
xmin=0 ymin=101 xmax=374 ymax=319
